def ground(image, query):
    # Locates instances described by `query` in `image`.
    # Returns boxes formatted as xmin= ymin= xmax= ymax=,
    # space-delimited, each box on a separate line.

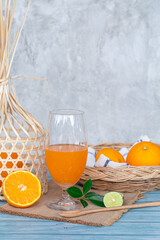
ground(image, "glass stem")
xmin=46 ymin=188 xmax=81 ymax=210
xmin=61 ymin=190 xmax=71 ymax=201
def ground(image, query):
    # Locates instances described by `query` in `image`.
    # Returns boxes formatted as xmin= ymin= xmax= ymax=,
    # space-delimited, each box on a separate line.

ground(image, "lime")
xmin=103 ymin=192 xmax=123 ymax=208
xmin=119 ymin=193 xmax=124 ymax=199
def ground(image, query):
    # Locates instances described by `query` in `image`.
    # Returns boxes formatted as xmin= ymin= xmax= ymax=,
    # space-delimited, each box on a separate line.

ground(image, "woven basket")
xmin=79 ymin=143 xmax=160 ymax=192
xmin=0 ymin=83 xmax=48 ymax=196
xmin=0 ymin=0 xmax=48 ymax=197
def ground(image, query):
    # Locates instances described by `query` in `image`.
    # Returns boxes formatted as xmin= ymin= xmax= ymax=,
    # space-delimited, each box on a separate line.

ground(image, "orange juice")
xmin=45 ymin=144 xmax=88 ymax=189
xmin=0 ymin=152 xmax=23 ymax=169
xmin=0 ymin=152 xmax=23 ymax=187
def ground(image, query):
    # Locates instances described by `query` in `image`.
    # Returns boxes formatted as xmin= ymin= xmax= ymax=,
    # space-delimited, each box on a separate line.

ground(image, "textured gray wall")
xmin=11 ymin=0 xmax=160 ymax=144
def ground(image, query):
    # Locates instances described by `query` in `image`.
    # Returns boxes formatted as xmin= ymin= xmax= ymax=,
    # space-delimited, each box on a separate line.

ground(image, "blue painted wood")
xmin=0 ymin=191 xmax=160 ymax=240
xmin=0 ymin=171 xmax=160 ymax=239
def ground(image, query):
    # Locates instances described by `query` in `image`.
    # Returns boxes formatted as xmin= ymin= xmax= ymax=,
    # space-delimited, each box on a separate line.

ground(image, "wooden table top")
xmin=0 ymin=175 xmax=160 ymax=240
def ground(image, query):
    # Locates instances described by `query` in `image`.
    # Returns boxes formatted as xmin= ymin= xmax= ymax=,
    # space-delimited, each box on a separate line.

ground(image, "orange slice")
xmin=2 ymin=170 xmax=41 ymax=208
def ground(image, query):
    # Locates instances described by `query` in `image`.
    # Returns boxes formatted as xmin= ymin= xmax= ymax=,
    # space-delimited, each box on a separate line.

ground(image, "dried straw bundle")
xmin=80 ymin=143 xmax=160 ymax=193
xmin=0 ymin=0 xmax=48 ymax=197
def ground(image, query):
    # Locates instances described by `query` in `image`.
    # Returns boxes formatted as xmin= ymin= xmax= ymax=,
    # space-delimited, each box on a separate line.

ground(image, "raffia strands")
xmin=79 ymin=143 xmax=160 ymax=193
xmin=0 ymin=0 xmax=48 ymax=197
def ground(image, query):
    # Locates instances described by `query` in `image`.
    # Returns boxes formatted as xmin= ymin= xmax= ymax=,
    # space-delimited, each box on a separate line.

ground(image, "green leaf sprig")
xmin=66 ymin=179 xmax=105 ymax=208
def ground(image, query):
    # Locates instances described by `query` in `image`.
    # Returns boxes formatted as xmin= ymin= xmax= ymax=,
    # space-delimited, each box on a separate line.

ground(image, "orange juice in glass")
xmin=45 ymin=110 xmax=88 ymax=210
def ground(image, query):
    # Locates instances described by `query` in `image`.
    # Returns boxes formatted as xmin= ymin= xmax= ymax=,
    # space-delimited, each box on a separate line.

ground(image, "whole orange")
xmin=126 ymin=141 xmax=160 ymax=166
xmin=95 ymin=148 xmax=125 ymax=163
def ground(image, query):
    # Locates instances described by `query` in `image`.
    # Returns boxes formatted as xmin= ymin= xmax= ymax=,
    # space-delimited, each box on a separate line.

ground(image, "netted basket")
xmin=79 ymin=143 xmax=160 ymax=192
xmin=0 ymin=0 xmax=48 ymax=197
xmin=0 ymin=83 xmax=48 ymax=196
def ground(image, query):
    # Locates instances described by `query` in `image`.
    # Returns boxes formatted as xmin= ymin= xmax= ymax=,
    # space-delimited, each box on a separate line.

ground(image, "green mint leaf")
xmin=80 ymin=199 xmax=88 ymax=208
xmin=88 ymin=198 xmax=105 ymax=207
xmin=83 ymin=178 xmax=92 ymax=195
xmin=85 ymin=192 xmax=105 ymax=207
xmin=85 ymin=192 xmax=98 ymax=198
xmin=66 ymin=187 xmax=83 ymax=198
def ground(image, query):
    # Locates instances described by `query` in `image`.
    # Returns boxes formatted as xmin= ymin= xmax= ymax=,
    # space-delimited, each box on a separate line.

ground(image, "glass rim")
xmin=49 ymin=109 xmax=84 ymax=116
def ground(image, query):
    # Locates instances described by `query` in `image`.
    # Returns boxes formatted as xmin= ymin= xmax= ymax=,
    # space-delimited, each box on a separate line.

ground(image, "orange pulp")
xmin=45 ymin=144 xmax=88 ymax=189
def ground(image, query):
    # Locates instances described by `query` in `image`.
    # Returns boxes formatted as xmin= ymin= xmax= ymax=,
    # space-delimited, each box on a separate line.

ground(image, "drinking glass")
xmin=45 ymin=109 xmax=88 ymax=211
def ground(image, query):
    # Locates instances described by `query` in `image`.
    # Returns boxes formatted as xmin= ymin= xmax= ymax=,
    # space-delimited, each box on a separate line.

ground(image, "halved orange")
xmin=2 ymin=170 xmax=41 ymax=208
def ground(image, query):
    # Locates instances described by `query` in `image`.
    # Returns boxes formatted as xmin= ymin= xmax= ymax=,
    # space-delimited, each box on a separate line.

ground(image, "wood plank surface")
xmin=0 ymin=174 xmax=160 ymax=239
